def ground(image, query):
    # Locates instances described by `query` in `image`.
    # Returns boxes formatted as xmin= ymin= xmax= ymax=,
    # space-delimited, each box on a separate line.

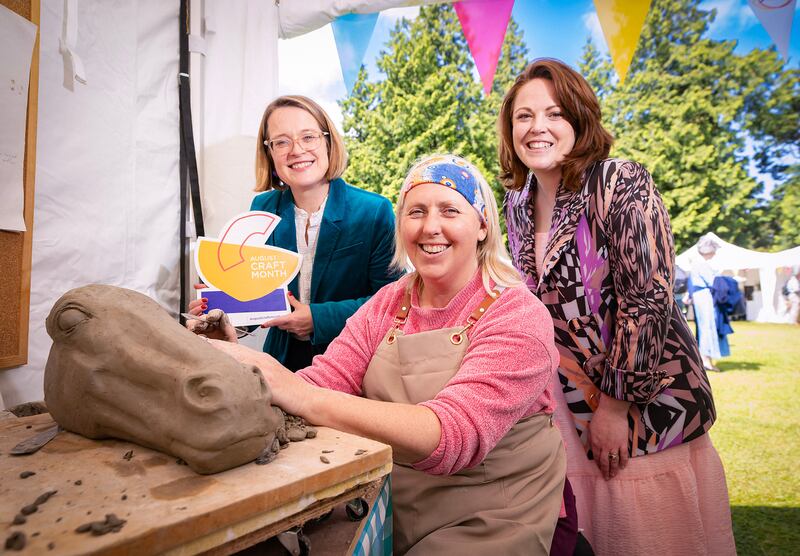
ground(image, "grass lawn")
xmin=703 ymin=321 xmax=800 ymax=555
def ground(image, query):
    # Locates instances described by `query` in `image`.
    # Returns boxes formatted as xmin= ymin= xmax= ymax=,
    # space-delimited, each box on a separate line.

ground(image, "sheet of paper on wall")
xmin=0 ymin=5 xmax=37 ymax=232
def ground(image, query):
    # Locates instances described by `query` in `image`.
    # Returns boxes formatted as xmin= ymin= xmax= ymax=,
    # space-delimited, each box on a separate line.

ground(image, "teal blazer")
xmin=250 ymin=178 xmax=400 ymax=365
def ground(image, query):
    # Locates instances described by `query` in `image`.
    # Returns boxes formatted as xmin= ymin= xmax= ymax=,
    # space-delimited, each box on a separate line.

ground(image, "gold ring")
xmin=608 ymin=452 xmax=619 ymax=462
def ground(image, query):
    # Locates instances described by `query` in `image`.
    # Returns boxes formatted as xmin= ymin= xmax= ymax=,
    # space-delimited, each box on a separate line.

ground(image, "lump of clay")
xmin=44 ymin=285 xmax=281 ymax=474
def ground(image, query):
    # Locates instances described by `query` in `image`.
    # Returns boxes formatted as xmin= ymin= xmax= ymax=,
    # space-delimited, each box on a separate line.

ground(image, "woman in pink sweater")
xmin=212 ymin=155 xmax=566 ymax=555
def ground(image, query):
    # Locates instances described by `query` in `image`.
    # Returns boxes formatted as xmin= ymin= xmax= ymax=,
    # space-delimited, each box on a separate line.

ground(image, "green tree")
xmin=340 ymin=4 xmax=528 ymax=212
xmin=770 ymin=166 xmax=800 ymax=250
xmin=579 ymin=0 xmax=798 ymax=251
xmin=580 ymin=37 xmax=614 ymax=102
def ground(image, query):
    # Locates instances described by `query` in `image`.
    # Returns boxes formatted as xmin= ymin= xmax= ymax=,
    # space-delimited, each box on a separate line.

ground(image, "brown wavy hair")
xmin=254 ymin=95 xmax=347 ymax=192
xmin=497 ymin=58 xmax=613 ymax=191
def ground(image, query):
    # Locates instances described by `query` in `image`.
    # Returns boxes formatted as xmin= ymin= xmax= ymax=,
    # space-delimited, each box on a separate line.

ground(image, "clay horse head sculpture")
xmin=44 ymin=285 xmax=281 ymax=474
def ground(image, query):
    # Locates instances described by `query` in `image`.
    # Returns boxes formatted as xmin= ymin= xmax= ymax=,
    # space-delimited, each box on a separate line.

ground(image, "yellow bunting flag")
xmin=593 ymin=0 xmax=652 ymax=83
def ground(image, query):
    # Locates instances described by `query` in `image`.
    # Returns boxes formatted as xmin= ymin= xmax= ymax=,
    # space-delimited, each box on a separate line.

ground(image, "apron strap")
xmin=387 ymin=287 xmax=414 ymax=345
xmin=387 ymin=282 xmax=504 ymax=345
xmin=450 ymin=287 xmax=503 ymax=345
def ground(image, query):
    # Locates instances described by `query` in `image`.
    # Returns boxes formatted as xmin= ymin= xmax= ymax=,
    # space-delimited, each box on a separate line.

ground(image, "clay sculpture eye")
xmin=57 ymin=307 xmax=89 ymax=333
xmin=183 ymin=375 xmax=225 ymax=413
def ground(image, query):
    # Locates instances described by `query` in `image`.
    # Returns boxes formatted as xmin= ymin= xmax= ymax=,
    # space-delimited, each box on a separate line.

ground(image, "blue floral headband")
xmin=400 ymin=155 xmax=487 ymax=222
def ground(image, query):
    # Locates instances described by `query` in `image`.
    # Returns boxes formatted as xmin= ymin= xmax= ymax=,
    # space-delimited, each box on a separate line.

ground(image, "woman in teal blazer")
xmin=248 ymin=95 xmax=399 ymax=370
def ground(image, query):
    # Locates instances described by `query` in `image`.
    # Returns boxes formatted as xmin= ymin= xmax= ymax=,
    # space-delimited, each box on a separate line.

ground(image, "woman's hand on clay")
xmin=208 ymin=340 xmax=311 ymax=416
xmin=184 ymin=284 xmax=239 ymax=342
xmin=588 ymin=393 xmax=630 ymax=480
xmin=260 ymin=293 xmax=314 ymax=338
xmin=186 ymin=309 xmax=239 ymax=343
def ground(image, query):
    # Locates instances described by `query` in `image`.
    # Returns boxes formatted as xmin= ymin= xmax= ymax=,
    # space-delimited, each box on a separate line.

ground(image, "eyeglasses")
xmin=264 ymin=131 xmax=329 ymax=155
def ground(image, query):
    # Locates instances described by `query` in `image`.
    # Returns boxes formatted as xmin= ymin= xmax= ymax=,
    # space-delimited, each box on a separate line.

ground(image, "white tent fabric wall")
xmin=196 ymin=0 xmax=279 ymax=238
xmin=676 ymin=232 xmax=800 ymax=324
xmin=0 ymin=0 xmax=180 ymax=408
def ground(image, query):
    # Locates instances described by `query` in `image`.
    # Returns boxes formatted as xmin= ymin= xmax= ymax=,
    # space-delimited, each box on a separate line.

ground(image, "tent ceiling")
xmin=276 ymin=0 xmax=449 ymax=39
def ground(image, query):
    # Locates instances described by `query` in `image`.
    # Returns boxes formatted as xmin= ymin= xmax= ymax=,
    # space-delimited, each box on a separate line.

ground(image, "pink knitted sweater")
xmin=298 ymin=270 xmax=559 ymax=475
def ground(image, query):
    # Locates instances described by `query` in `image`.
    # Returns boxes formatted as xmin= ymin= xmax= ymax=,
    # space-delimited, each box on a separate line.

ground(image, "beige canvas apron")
xmin=362 ymin=286 xmax=566 ymax=555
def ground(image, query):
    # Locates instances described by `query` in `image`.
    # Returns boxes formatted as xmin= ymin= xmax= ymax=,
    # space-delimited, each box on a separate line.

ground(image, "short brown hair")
xmin=254 ymin=95 xmax=348 ymax=192
xmin=497 ymin=58 xmax=613 ymax=191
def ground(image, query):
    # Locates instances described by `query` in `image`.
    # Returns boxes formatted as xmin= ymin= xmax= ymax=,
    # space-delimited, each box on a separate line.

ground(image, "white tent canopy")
xmin=676 ymin=232 xmax=800 ymax=323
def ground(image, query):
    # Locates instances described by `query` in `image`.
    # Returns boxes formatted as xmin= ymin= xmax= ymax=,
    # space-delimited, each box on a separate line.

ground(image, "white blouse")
xmin=293 ymin=197 xmax=328 ymax=339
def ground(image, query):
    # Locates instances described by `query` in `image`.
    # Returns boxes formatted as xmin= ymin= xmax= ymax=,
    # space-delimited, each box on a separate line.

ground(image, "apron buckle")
xmin=450 ymin=320 xmax=475 ymax=345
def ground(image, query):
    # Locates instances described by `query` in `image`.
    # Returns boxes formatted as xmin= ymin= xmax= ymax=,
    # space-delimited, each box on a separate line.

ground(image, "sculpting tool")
xmin=10 ymin=424 xmax=61 ymax=455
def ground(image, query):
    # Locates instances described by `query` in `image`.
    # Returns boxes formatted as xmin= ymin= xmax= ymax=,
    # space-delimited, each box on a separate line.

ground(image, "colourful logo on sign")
xmin=195 ymin=212 xmax=301 ymax=302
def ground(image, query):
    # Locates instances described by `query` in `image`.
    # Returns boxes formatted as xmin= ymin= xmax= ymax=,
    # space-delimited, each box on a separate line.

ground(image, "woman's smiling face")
xmin=266 ymin=106 xmax=330 ymax=191
xmin=511 ymin=78 xmax=576 ymax=183
xmin=400 ymin=183 xmax=487 ymax=289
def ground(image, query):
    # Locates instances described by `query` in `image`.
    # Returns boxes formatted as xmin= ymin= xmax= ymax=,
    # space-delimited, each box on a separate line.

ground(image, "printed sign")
xmin=194 ymin=211 xmax=301 ymax=326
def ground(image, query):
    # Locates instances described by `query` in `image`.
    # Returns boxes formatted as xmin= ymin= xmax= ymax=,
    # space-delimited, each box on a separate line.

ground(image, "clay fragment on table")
xmin=43 ymin=285 xmax=282 ymax=474
xmin=255 ymin=438 xmax=281 ymax=465
xmin=19 ymin=471 xmax=35 ymax=479
xmin=7 ymin=401 xmax=48 ymax=417
xmin=4 ymin=532 xmax=26 ymax=551
xmin=34 ymin=490 xmax=58 ymax=506
xmin=19 ymin=490 xmax=58 ymax=517
xmin=75 ymin=513 xmax=127 ymax=536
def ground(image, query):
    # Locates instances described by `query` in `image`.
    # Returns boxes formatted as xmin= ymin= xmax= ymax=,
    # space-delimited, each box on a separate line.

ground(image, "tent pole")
xmin=178 ymin=0 xmax=205 ymax=322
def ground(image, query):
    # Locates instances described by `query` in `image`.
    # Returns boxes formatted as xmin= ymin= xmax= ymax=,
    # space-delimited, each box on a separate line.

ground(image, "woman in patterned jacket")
xmin=498 ymin=58 xmax=736 ymax=555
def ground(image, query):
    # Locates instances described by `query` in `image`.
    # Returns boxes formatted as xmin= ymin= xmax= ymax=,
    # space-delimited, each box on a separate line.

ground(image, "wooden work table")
xmin=0 ymin=413 xmax=392 ymax=555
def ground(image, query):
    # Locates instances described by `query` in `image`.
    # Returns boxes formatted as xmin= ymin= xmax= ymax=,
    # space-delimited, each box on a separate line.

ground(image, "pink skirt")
xmin=554 ymin=386 xmax=736 ymax=555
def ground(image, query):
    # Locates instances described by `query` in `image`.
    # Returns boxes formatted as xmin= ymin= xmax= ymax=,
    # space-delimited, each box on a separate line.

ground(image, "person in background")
xmin=785 ymin=267 xmax=800 ymax=324
xmin=206 ymin=155 xmax=567 ymax=555
xmin=188 ymin=95 xmax=400 ymax=370
xmin=499 ymin=58 xmax=736 ymax=555
xmin=688 ymin=234 xmax=724 ymax=371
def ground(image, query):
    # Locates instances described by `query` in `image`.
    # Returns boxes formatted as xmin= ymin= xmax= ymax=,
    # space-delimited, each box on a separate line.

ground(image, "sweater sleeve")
xmin=414 ymin=288 xmax=558 ymax=475
xmin=297 ymin=281 xmax=396 ymax=394
xmin=600 ymin=161 xmax=674 ymax=404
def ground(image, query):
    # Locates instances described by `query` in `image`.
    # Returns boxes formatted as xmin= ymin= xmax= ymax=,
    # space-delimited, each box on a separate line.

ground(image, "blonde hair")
xmin=391 ymin=154 xmax=522 ymax=294
xmin=254 ymin=95 xmax=348 ymax=192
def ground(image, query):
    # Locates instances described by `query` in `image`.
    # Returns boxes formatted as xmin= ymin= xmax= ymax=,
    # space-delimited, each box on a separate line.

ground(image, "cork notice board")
xmin=0 ymin=0 xmax=39 ymax=368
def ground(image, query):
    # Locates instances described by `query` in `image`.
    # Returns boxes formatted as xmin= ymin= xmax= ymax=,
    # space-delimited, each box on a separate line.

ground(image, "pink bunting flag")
xmin=455 ymin=0 xmax=515 ymax=95
xmin=747 ymin=0 xmax=797 ymax=60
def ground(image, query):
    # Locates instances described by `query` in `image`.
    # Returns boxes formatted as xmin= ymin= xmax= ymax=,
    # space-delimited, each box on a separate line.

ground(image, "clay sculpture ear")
xmin=183 ymin=375 xmax=225 ymax=414
xmin=251 ymin=366 xmax=270 ymax=396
